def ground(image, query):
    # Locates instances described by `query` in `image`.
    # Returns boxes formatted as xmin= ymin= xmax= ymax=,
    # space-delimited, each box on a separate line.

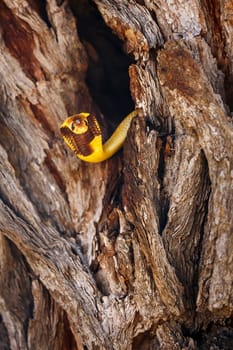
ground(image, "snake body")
xmin=60 ymin=110 xmax=137 ymax=163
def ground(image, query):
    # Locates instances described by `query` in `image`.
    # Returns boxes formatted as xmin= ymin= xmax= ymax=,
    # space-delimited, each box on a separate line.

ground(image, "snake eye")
xmin=71 ymin=118 xmax=82 ymax=131
xmin=84 ymin=119 xmax=88 ymax=126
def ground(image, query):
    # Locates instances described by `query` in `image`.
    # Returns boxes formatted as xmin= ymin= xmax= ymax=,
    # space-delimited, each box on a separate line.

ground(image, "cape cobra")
xmin=60 ymin=110 xmax=137 ymax=163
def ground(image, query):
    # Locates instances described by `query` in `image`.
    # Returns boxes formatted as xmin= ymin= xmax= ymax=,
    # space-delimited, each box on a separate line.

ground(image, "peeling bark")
xmin=0 ymin=0 xmax=232 ymax=349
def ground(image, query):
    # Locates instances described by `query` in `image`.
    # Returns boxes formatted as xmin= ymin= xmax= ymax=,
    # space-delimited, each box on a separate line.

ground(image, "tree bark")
xmin=0 ymin=0 xmax=232 ymax=349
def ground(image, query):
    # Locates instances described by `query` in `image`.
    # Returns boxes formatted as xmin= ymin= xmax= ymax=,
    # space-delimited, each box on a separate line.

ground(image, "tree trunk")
xmin=0 ymin=0 xmax=233 ymax=349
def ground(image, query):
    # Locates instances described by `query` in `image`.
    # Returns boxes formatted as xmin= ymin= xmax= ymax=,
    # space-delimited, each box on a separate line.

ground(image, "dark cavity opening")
xmin=224 ymin=75 xmax=233 ymax=113
xmin=69 ymin=0 xmax=135 ymax=129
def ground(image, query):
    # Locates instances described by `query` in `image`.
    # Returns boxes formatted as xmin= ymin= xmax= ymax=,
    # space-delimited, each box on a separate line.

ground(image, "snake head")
xmin=60 ymin=113 xmax=90 ymax=134
xmin=60 ymin=112 xmax=102 ymax=157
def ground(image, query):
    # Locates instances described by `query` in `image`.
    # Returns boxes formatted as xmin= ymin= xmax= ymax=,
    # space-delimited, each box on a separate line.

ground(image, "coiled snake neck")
xmin=60 ymin=110 xmax=137 ymax=163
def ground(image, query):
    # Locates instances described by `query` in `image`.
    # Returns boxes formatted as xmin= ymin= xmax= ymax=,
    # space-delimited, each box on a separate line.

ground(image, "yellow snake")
xmin=60 ymin=110 xmax=137 ymax=163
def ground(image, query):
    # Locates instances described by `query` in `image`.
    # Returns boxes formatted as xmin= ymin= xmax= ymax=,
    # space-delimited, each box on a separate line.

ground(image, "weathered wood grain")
xmin=157 ymin=41 xmax=233 ymax=322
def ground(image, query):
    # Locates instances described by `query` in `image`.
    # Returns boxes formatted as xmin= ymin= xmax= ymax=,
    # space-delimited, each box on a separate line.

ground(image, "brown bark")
xmin=0 ymin=0 xmax=233 ymax=349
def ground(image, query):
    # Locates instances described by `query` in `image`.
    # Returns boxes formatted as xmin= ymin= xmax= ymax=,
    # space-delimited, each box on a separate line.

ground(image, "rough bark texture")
xmin=0 ymin=0 xmax=233 ymax=349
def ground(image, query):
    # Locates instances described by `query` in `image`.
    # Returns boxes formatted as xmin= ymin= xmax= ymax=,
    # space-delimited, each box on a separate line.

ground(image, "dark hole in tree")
xmin=69 ymin=0 xmax=135 ymax=130
xmin=224 ymin=75 xmax=233 ymax=113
